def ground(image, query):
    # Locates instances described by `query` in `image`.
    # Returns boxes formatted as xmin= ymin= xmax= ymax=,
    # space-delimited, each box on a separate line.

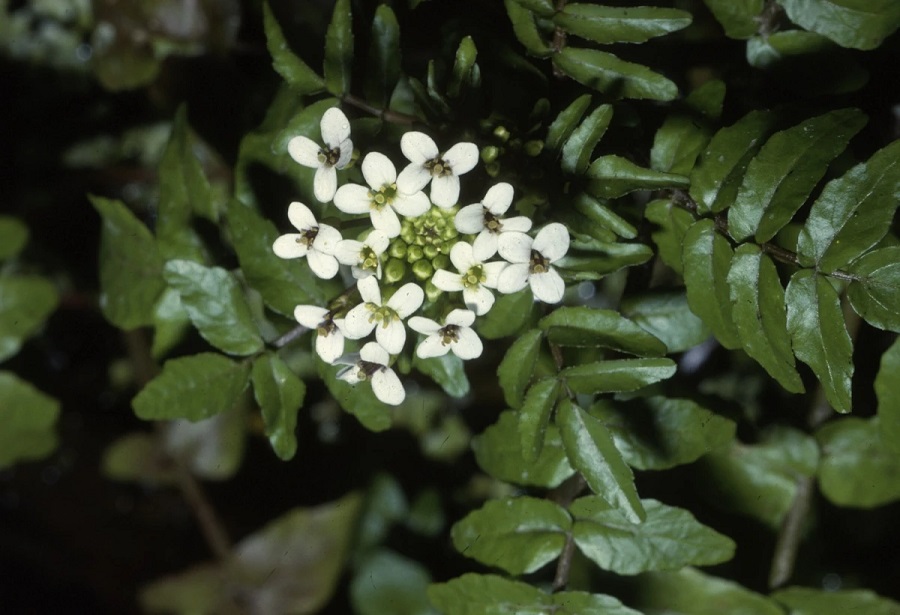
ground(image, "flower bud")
xmin=432 ymin=254 xmax=450 ymax=271
xmin=408 ymin=245 xmax=424 ymax=262
xmin=423 ymin=244 xmax=438 ymax=259
xmin=492 ymin=126 xmax=510 ymax=143
xmin=389 ymin=241 xmax=407 ymax=259
xmin=524 ymin=140 xmax=544 ymax=157
xmin=425 ymin=279 xmax=442 ymax=303
xmin=384 ymin=258 xmax=406 ymax=283
xmin=481 ymin=145 xmax=499 ymax=164
xmin=412 ymin=259 xmax=434 ymax=280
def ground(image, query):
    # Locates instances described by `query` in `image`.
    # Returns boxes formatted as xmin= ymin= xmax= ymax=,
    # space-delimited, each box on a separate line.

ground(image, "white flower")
xmin=294 ymin=305 xmax=344 ymax=364
xmin=497 ymin=223 xmax=569 ymax=304
xmin=409 ymin=309 xmax=483 ymax=360
xmin=333 ymin=152 xmax=430 ymax=238
xmin=455 ymin=182 xmax=533 ymax=254
xmin=397 ymin=132 xmax=479 ymax=208
xmin=342 ymin=276 xmax=424 ymax=354
xmin=272 ymin=202 xmax=341 ymax=279
xmin=431 ymin=233 xmax=506 ymax=315
xmin=287 ymin=107 xmax=353 ymax=203
xmin=336 ymin=342 xmax=405 ymax=405
xmin=334 ymin=229 xmax=390 ymax=280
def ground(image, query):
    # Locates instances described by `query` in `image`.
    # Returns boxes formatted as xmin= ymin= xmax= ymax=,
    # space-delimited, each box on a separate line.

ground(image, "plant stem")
xmin=551 ymin=0 xmax=568 ymax=78
xmin=768 ymin=475 xmax=814 ymax=588
xmin=342 ymin=93 xmax=418 ymax=125
xmin=548 ymin=474 xmax=587 ymax=591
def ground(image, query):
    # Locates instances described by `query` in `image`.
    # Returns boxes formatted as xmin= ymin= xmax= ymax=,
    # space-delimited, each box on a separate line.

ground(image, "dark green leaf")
xmin=635 ymin=568 xmax=783 ymax=615
xmin=151 ymin=287 xmax=190 ymax=359
xmin=645 ymin=197 xmax=696 ymax=274
xmin=728 ymin=109 xmax=866 ymax=242
xmin=413 ymin=352 xmax=470 ymax=398
xmin=318 ymin=356 xmax=392 ymax=432
xmin=91 ymin=195 xmax=166 ymax=329
xmin=561 ymin=104 xmax=613 ymax=175
xmin=262 ymin=2 xmax=325 ymax=94
xmin=163 ymin=260 xmax=264 ymax=356
xmin=0 ymin=216 xmax=28 ymax=262
xmin=746 ymin=29 xmax=836 ymax=67
xmin=785 ymin=269 xmax=853 ymax=412
xmin=162 ymin=405 xmax=246 ymax=480
xmin=778 ymin=0 xmax=900 ymax=50
xmin=406 ymin=488 xmax=445 ymax=537
xmin=519 ymin=378 xmax=560 ymax=462
xmin=817 ymin=417 xmax=900 ymax=508
xmin=504 ymin=0 xmax=552 ymax=57
xmin=451 ymin=496 xmax=571 ymax=575
xmin=365 ymin=5 xmax=401 ymax=107
xmin=773 ymin=586 xmax=900 ymax=615
xmin=133 ymin=353 xmax=250 ymax=421
xmin=0 ymin=276 xmax=58 ymax=363
xmin=352 ymin=550 xmax=434 ymax=615
xmin=876 ymin=338 xmax=900 ymax=454
xmin=557 ymin=399 xmax=645 ymax=523
xmin=476 ymin=288 xmax=538 ymax=339
xmin=540 ymin=306 xmax=667 ymax=357
xmin=573 ymin=193 xmax=637 ymax=239
xmin=324 ymin=0 xmax=354 ymax=96
xmin=572 ymin=497 xmax=735 ymax=574
xmin=727 ymin=244 xmax=804 ymax=392
xmin=562 ymin=358 xmax=677 ymax=394
xmin=0 ymin=371 xmax=59 ymax=468
xmin=448 ymin=36 xmax=477 ymax=98
xmin=701 ymin=0 xmax=764 ymax=38
xmin=586 ymin=155 xmax=689 ymax=198
xmin=848 ymin=247 xmax=900 ymax=332
xmin=498 ymin=329 xmax=544 ymax=408
xmin=546 ymin=94 xmax=592 ymax=152
xmin=554 ymin=5 xmax=691 ymax=44
xmin=797 ymin=140 xmax=900 ymax=272
xmin=556 ymin=243 xmax=654 ymax=280
xmin=553 ymin=48 xmax=678 ymax=101
xmin=102 ymin=432 xmax=177 ymax=485
xmin=251 ymin=354 xmax=305 ymax=461
xmin=356 ymin=474 xmax=408 ymax=550
xmin=651 ymin=80 xmax=725 ymax=175
xmin=620 ymin=291 xmax=711 ymax=353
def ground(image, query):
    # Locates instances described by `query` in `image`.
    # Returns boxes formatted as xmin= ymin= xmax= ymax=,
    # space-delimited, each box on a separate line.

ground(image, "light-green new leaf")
xmin=847 ymin=246 xmax=900 ymax=333
xmin=553 ymin=48 xmax=678 ymax=101
xmin=324 ymin=0 xmax=354 ymax=96
xmin=778 ymin=0 xmax=900 ymax=50
xmin=876 ymin=338 xmax=900 ymax=454
xmin=553 ymin=5 xmax=691 ymax=44
xmin=0 ymin=371 xmax=59 ymax=469
xmin=0 ymin=276 xmax=59 ymax=363
xmin=262 ymin=2 xmax=325 ymax=94
xmin=251 ymin=354 xmax=305 ymax=461
xmin=540 ymin=306 xmax=667 ymax=356
xmin=498 ymin=329 xmax=544 ymax=408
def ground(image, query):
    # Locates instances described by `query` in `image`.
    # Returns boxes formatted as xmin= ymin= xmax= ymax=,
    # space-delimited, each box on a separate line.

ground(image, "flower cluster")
xmin=274 ymin=108 xmax=570 ymax=405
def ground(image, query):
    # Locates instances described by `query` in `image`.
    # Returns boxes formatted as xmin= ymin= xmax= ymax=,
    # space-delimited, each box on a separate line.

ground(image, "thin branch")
xmin=768 ymin=476 xmax=814 ymax=588
xmin=550 ymin=0 xmax=568 ymax=78
xmin=548 ymin=474 xmax=587 ymax=591
xmin=342 ymin=93 xmax=418 ymax=126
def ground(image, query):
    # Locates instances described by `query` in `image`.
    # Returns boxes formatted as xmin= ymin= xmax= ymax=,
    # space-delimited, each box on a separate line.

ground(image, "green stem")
xmin=342 ymin=93 xmax=418 ymax=126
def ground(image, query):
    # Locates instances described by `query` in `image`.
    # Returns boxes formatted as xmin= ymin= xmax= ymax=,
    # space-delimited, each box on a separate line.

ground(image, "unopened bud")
xmin=389 ymin=241 xmax=407 ymax=259
xmin=481 ymin=145 xmax=499 ymax=164
xmin=486 ymin=162 xmax=500 ymax=177
xmin=425 ymin=279 xmax=442 ymax=302
xmin=384 ymin=258 xmax=406 ymax=283
xmin=493 ymin=126 xmax=510 ymax=143
xmin=412 ymin=259 xmax=434 ymax=280
xmin=408 ymin=245 xmax=424 ymax=262
xmin=423 ymin=244 xmax=438 ymax=259
xmin=433 ymin=254 xmax=450 ymax=271
xmin=524 ymin=140 xmax=544 ymax=157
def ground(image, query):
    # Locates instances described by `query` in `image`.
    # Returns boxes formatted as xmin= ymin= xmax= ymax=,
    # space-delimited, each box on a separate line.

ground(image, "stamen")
xmin=529 ymin=249 xmax=549 ymax=274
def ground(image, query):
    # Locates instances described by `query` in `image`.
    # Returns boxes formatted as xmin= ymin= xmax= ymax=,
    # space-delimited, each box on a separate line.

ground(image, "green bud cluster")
xmin=388 ymin=205 xmax=461 ymax=281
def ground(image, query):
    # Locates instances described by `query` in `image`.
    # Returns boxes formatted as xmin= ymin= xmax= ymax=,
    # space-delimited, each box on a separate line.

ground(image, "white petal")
xmin=501 ymin=216 xmax=533 ymax=233
xmin=287 ymin=136 xmax=321 ymax=168
xmin=396 ymin=163 xmax=432 ymax=194
xmin=498 ymin=231 xmax=533 ymax=264
xmin=313 ymin=224 xmax=342 ymax=254
xmin=445 ymin=309 xmax=476 ymax=327
xmin=336 ymin=140 xmax=353 ymax=169
xmin=371 ymin=368 xmax=405 ymax=405
xmin=472 ymin=232 xmax=497 ymax=261
xmin=293 ymin=305 xmax=328 ymax=328
xmin=370 ymin=206 xmax=401 ymax=238
xmin=443 ymin=142 xmax=479 ymax=175
xmin=351 ymin=265 xmax=373 ymax=280
xmin=482 ymin=261 xmax=507 ymax=288
xmin=377 ymin=320 xmax=407 ymax=355
xmin=449 ymin=241 xmax=476 ymax=273
xmin=475 ymin=231 xmax=498 ymax=257
xmin=360 ymin=341 xmax=389 ymax=365
xmin=313 ymin=166 xmax=337 ymax=203
xmin=482 ymin=182 xmax=514 ymax=214
xmin=320 ymin=107 xmax=351 ymax=148
xmin=316 ymin=330 xmax=344 ymax=364
xmin=400 ymin=131 xmax=439 ymax=163
xmin=408 ymin=316 xmax=441 ymax=335
xmin=391 ymin=190 xmax=430 ymax=217
xmin=337 ymin=364 xmax=363 ymax=384
xmin=452 ymin=327 xmax=483 ymax=360
xmin=365 ymin=230 xmax=390 ymax=254
xmin=455 ymin=204 xmax=486 ymax=234
xmin=387 ymin=282 xmax=424 ymax=318
xmin=356 ymin=275 xmax=381 ymax=304
xmin=530 ymin=268 xmax=566 ymax=303
xmin=287 ymin=201 xmax=316 ymax=231
xmin=333 ymin=184 xmax=372 ymax=214
xmin=334 ymin=239 xmax=364 ymax=265
xmin=416 ymin=335 xmax=449 ymax=359
xmin=430 ymin=174 xmax=460 ymax=207
xmin=362 ymin=152 xmax=397 ymax=189
xmin=273 ymin=234 xmax=308 ymax=259
xmin=532 ymin=222 xmax=570 ymax=263
xmin=334 ymin=351 xmax=359 ymax=367
xmin=307 ymin=250 xmax=339 ymax=279
xmin=462 ymin=285 xmax=495 ymax=316
xmin=497 ymin=263 xmax=530 ymax=294
xmin=432 ymin=269 xmax=464 ymax=292
xmin=343 ymin=305 xmax=376 ymax=339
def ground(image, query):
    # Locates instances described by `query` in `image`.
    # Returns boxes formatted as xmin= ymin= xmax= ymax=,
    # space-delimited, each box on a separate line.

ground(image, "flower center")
xmin=318 ymin=146 xmax=341 ymax=168
xmin=462 ymin=264 xmax=486 ymax=289
xmin=425 ymin=157 xmax=452 ymax=177
xmin=366 ymin=303 xmax=399 ymax=328
xmin=360 ymin=246 xmax=379 ymax=271
xmin=356 ymin=360 xmax=384 ymax=381
xmin=368 ymin=183 xmax=398 ymax=210
xmin=439 ymin=324 xmax=460 ymax=346
xmin=316 ymin=318 xmax=336 ymax=338
xmin=529 ymin=250 xmax=550 ymax=274
xmin=484 ymin=209 xmax=503 ymax=233
xmin=297 ymin=227 xmax=319 ymax=248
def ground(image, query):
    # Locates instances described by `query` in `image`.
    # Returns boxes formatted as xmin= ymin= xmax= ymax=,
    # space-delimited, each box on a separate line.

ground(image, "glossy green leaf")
xmin=504 ymin=0 xmax=552 ymax=57
xmin=476 ymin=288 xmax=538 ymax=339
xmin=645 ymin=197 xmax=696 ymax=274
xmin=151 ymin=287 xmax=190 ymax=359
xmin=554 ymin=48 xmax=678 ymax=101
xmin=700 ymin=427 xmax=819 ymax=528
xmin=0 ymin=216 xmax=28 ymax=262
xmin=785 ymin=269 xmax=853 ymax=412
xmin=773 ymin=586 xmax=900 ymax=615
xmin=572 ymin=497 xmax=735 ymax=574
xmin=262 ymin=2 xmax=325 ymax=94
xmin=817 ymin=417 xmax=900 ymax=507
xmin=413 ymin=352 xmax=470 ymax=398
xmin=562 ymin=358 xmax=677 ymax=394
xmin=365 ymin=5 xmax=401 ymax=107
xmin=778 ymin=0 xmax=900 ymax=50
xmin=0 ymin=371 xmax=59 ymax=468
xmin=635 ymin=568 xmax=784 ymax=615
xmin=133 ymin=353 xmax=250 ymax=421
xmin=876 ymin=338 xmax=900 ymax=454
xmin=540 ymin=306 xmax=667 ymax=357
xmin=498 ymin=329 xmax=544 ymax=408
xmin=451 ymin=496 xmax=571 ymax=575
xmin=847 ymin=247 xmax=900 ymax=332
xmin=554 ymin=5 xmax=691 ymax=44
xmin=324 ymin=0 xmax=353 ymax=96
xmin=690 ymin=110 xmax=778 ymax=214
xmin=682 ymin=219 xmax=741 ymax=349
xmin=163 ymin=260 xmax=264 ymax=356
xmin=746 ymin=29 xmax=836 ymax=67
xmin=727 ymin=244 xmax=804 ymax=392
xmin=557 ymin=399 xmax=645 ymax=523
xmin=352 ymin=550 xmax=435 ymax=615
xmin=556 ymin=243 xmax=654 ymax=280
xmin=586 ymin=155 xmax=689 ymax=199
xmin=573 ymin=193 xmax=637 ymax=239
xmin=102 ymin=432 xmax=177 ymax=486
xmin=591 ymin=396 xmax=736 ymax=471
xmin=251 ymin=354 xmax=305 ymax=461
xmin=162 ymin=405 xmax=246 ymax=480
xmin=701 ymin=0 xmax=765 ymax=38
xmin=91 ymin=195 xmax=166 ymax=329
xmin=0 ymin=276 xmax=58 ymax=363
xmin=546 ymin=94 xmax=592 ymax=152
xmin=797 ymin=140 xmax=900 ymax=272
xmin=620 ymin=291 xmax=711 ymax=353
xmin=448 ymin=36 xmax=477 ymax=98
xmin=473 ymin=410 xmax=575 ymax=488
xmin=519 ymin=378 xmax=560 ymax=462
xmin=318 ymin=356 xmax=392 ymax=432
xmin=651 ymin=80 xmax=725 ymax=175
xmin=728 ymin=109 xmax=866 ymax=242
xmin=561 ymin=104 xmax=613 ymax=175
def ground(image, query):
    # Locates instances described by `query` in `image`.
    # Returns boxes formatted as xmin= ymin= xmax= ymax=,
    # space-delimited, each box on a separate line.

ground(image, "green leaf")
xmin=162 ymin=405 xmax=246 ymax=480
xmin=701 ymin=0 xmax=765 ymax=38
xmin=746 ymin=29 xmax=836 ymax=67
xmin=700 ymin=427 xmax=819 ymax=528
xmin=573 ymin=193 xmax=638 ymax=239
xmin=635 ymin=568 xmax=784 ymax=615
xmin=556 ymin=243 xmax=654 ymax=280
xmin=0 ymin=371 xmax=59 ymax=468
xmin=472 ymin=410 xmax=575 ymax=488
xmin=540 ymin=306 xmax=667 ymax=357
xmin=151 ymin=287 xmax=190 ymax=359
xmin=690 ymin=110 xmax=778 ymax=214
xmin=620 ymin=291 xmax=711 ymax=353
xmin=0 ymin=216 xmax=28 ymax=262
xmin=262 ymin=3 xmax=325 ymax=94
xmin=323 ymin=0 xmax=353 ymax=96
xmin=504 ymin=0 xmax=552 ymax=57
xmin=561 ymin=104 xmax=613 ymax=175
xmin=91 ymin=195 xmax=166 ymax=329
xmin=651 ymin=80 xmax=725 ymax=175
xmin=554 ymin=5 xmax=692 ymax=44
xmin=557 ymin=399 xmax=645 ymax=523
xmin=817 ymin=417 xmax=900 ymax=508
xmin=448 ymin=36 xmax=477 ymax=98
xmin=645 ymin=197 xmax=696 ymax=275
xmin=519 ymin=378 xmax=560 ymax=462
xmin=102 ymin=432 xmax=177 ymax=486
xmin=682 ymin=219 xmax=741 ymax=349
xmin=591 ymin=396 xmax=736 ymax=471
xmin=562 ymin=358 xmax=677 ymax=394
xmin=413 ymin=352 xmax=470 ymax=398
xmin=498 ymin=329 xmax=544 ymax=408
xmin=728 ymin=109 xmax=867 ymax=242
xmin=778 ymin=0 xmax=900 ymax=50
xmin=356 ymin=474 xmax=409 ymax=550
xmin=546 ymin=94 xmax=592 ymax=152
xmin=251 ymin=354 xmax=305 ymax=461
xmin=451 ymin=496 xmax=571 ymax=575
xmin=553 ymin=48 xmax=678 ymax=101
xmin=318 ymin=356 xmax=392 ymax=432
xmin=727 ymin=244 xmax=804 ymax=392
xmin=797 ymin=140 xmax=900 ymax=272
xmin=476 ymin=288 xmax=538 ymax=339
xmin=572 ymin=497 xmax=735 ymax=574
xmin=847 ymin=247 xmax=900 ymax=332
xmin=586 ymin=155 xmax=689 ymax=199
xmin=365 ymin=5 xmax=401 ymax=107
xmin=876 ymin=338 xmax=900 ymax=454
xmin=785 ymin=269 xmax=853 ymax=412
xmin=773 ymin=586 xmax=900 ymax=615
xmin=133 ymin=353 xmax=250 ymax=421
xmin=163 ymin=260 xmax=264 ymax=356
xmin=508 ymin=0 xmax=555 ymax=17
xmin=0 ymin=276 xmax=58 ymax=363
xmin=352 ymin=550 xmax=435 ymax=615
